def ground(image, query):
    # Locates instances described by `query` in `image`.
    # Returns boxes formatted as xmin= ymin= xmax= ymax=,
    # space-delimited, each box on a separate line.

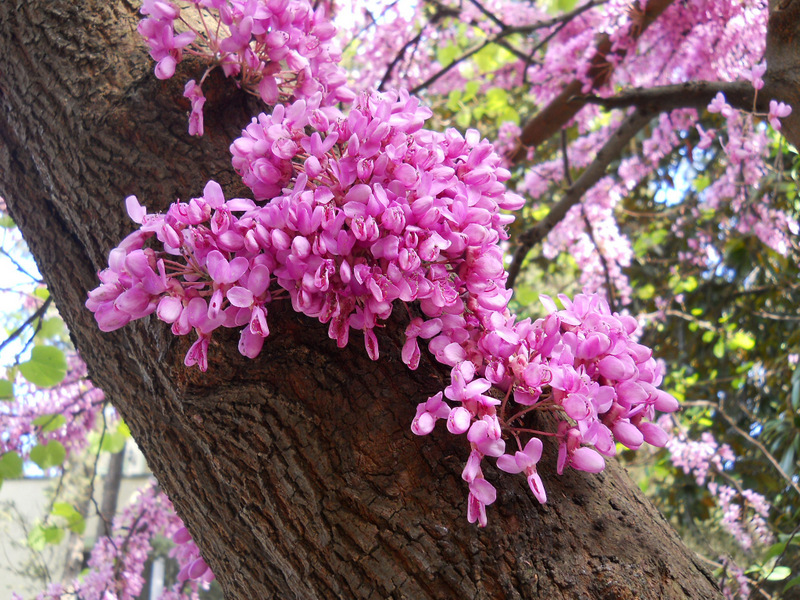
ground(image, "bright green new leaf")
xmin=30 ymin=440 xmax=66 ymax=470
xmin=767 ymin=566 xmax=792 ymax=581
xmin=19 ymin=345 xmax=67 ymax=388
xmin=463 ymin=81 xmax=480 ymax=102
xmin=0 ymin=379 xmax=12 ymax=400
xmin=32 ymin=414 xmax=67 ymax=432
xmin=637 ymin=283 xmax=655 ymax=300
xmin=52 ymin=502 xmax=86 ymax=534
xmin=28 ymin=523 xmax=65 ymax=551
xmin=36 ymin=316 xmax=65 ymax=340
xmin=694 ymin=174 xmax=710 ymax=192
xmin=0 ymin=451 xmax=23 ymax=479
xmin=455 ymin=108 xmax=472 ymax=129
xmin=102 ymin=431 xmax=127 ymax=454
xmin=730 ymin=331 xmax=756 ymax=350
xmin=446 ymin=90 xmax=462 ymax=112
xmin=436 ymin=43 xmax=460 ymax=68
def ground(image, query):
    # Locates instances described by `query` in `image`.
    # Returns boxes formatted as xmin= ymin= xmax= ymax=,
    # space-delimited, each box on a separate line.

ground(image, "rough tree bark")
xmin=0 ymin=1 xmax=728 ymax=598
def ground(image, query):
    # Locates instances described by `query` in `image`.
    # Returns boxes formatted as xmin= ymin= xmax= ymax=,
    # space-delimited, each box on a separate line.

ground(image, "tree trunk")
xmin=0 ymin=1 xmax=724 ymax=598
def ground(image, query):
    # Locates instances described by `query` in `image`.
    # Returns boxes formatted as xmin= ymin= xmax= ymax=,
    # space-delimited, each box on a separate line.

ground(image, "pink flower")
xmin=768 ymin=100 xmax=792 ymax=130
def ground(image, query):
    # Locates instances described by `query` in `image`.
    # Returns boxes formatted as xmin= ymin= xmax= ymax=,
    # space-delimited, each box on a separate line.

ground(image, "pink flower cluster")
xmin=138 ymin=0 xmax=354 ymax=135
xmin=88 ymin=89 xmax=677 ymax=524
xmin=87 ymin=89 xmax=522 ymax=367
xmin=412 ymin=292 xmax=677 ymax=526
xmin=665 ymin=426 xmax=773 ymax=550
xmin=28 ymin=483 xmax=211 ymax=600
xmin=1 ymin=352 xmax=104 ymax=464
xmin=172 ymin=526 xmax=215 ymax=584
xmin=666 ymin=430 xmax=735 ymax=486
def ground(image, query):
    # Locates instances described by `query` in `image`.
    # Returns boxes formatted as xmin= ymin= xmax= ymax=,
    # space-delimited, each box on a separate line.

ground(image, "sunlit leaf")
xmin=30 ymin=440 xmax=66 ymax=470
xmin=32 ymin=414 xmax=67 ymax=432
xmin=19 ymin=345 xmax=67 ymax=388
xmin=0 ymin=379 xmax=12 ymax=400
xmin=0 ymin=451 xmax=23 ymax=479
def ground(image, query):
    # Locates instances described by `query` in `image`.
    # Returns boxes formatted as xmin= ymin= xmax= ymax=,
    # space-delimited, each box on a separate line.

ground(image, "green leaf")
xmin=19 ymin=345 xmax=67 ymax=388
xmin=0 ymin=451 xmax=23 ymax=479
xmin=30 ymin=440 xmax=66 ymax=470
xmin=730 ymin=331 xmax=755 ymax=350
xmin=102 ymin=431 xmax=127 ymax=454
xmin=514 ymin=285 xmax=538 ymax=307
xmin=455 ymin=107 xmax=472 ymax=129
xmin=0 ymin=379 xmax=13 ymax=400
xmin=764 ymin=541 xmax=788 ymax=562
xmin=436 ymin=43 xmax=460 ymax=68
xmin=767 ymin=566 xmax=792 ymax=581
xmin=694 ymin=174 xmax=710 ymax=192
xmin=0 ymin=214 xmax=15 ymax=228
xmin=637 ymin=283 xmax=655 ymax=300
xmin=446 ymin=90 xmax=462 ymax=112
xmin=713 ymin=339 xmax=726 ymax=359
xmin=33 ymin=414 xmax=67 ymax=433
xmin=784 ymin=574 xmax=800 ymax=591
xmin=462 ymin=81 xmax=480 ymax=102
xmin=52 ymin=502 xmax=86 ymax=534
xmin=497 ymin=106 xmax=520 ymax=126
xmin=36 ymin=317 xmax=65 ymax=340
xmin=117 ymin=420 xmax=131 ymax=438
xmin=32 ymin=287 xmax=50 ymax=301
xmin=28 ymin=523 xmax=65 ymax=551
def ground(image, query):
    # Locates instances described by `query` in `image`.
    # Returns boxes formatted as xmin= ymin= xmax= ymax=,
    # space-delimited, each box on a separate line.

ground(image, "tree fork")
xmin=0 ymin=1 xmax=721 ymax=597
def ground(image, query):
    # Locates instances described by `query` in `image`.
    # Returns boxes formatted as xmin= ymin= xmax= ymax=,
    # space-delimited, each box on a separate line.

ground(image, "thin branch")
xmin=466 ymin=0 xmax=507 ymax=29
xmin=753 ymin=309 xmax=800 ymax=321
xmin=507 ymin=109 xmax=653 ymax=288
xmin=378 ymin=28 xmax=425 ymax=91
xmin=0 ymin=296 xmax=52 ymax=354
xmin=581 ymin=208 xmax=617 ymax=312
xmin=509 ymin=0 xmax=676 ymax=164
xmin=580 ymin=80 xmax=764 ymax=114
xmin=717 ymin=399 xmax=800 ymax=499
xmin=0 ymin=247 xmax=41 ymax=283
xmin=751 ymin=523 xmax=800 ymax=597
xmin=341 ymin=1 xmax=399 ymax=53
xmin=410 ymin=38 xmax=492 ymax=94
xmin=411 ymin=0 xmax=601 ymax=94
xmin=559 ymin=129 xmax=618 ymax=310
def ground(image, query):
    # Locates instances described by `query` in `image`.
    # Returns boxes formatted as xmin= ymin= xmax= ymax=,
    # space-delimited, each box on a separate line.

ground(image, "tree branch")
xmin=509 ymin=0 xmax=676 ymax=164
xmin=378 ymin=28 xmax=426 ymax=91
xmin=410 ymin=0 xmax=606 ymax=94
xmin=717 ymin=399 xmax=800 ymax=499
xmin=506 ymin=109 xmax=653 ymax=289
xmin=581 ymin=80 xmax=765 ymax=113
xmin=0 ymin=296 xmax=52 ymax=354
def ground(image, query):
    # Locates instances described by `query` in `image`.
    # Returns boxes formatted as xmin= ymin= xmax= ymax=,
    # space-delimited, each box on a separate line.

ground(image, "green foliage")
xmin=19 ymin=345 xmax=67 ymax=388
xmin=32 ymin=413 xmax=67 ymax=432
xmin=0 ymin=378 xmax=13 ymax=400
xmin=0 ymin=451 xmax=24 ymax=480
xmin=89 ymin=419 xmax=131 ymax=455
xmin=51 ymin=502 xmax=86 ymax=535
xmin=29 ymin=440 xmax=66 ymax=471
xmin=28 ymin=522 xmax=65 ymax=551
